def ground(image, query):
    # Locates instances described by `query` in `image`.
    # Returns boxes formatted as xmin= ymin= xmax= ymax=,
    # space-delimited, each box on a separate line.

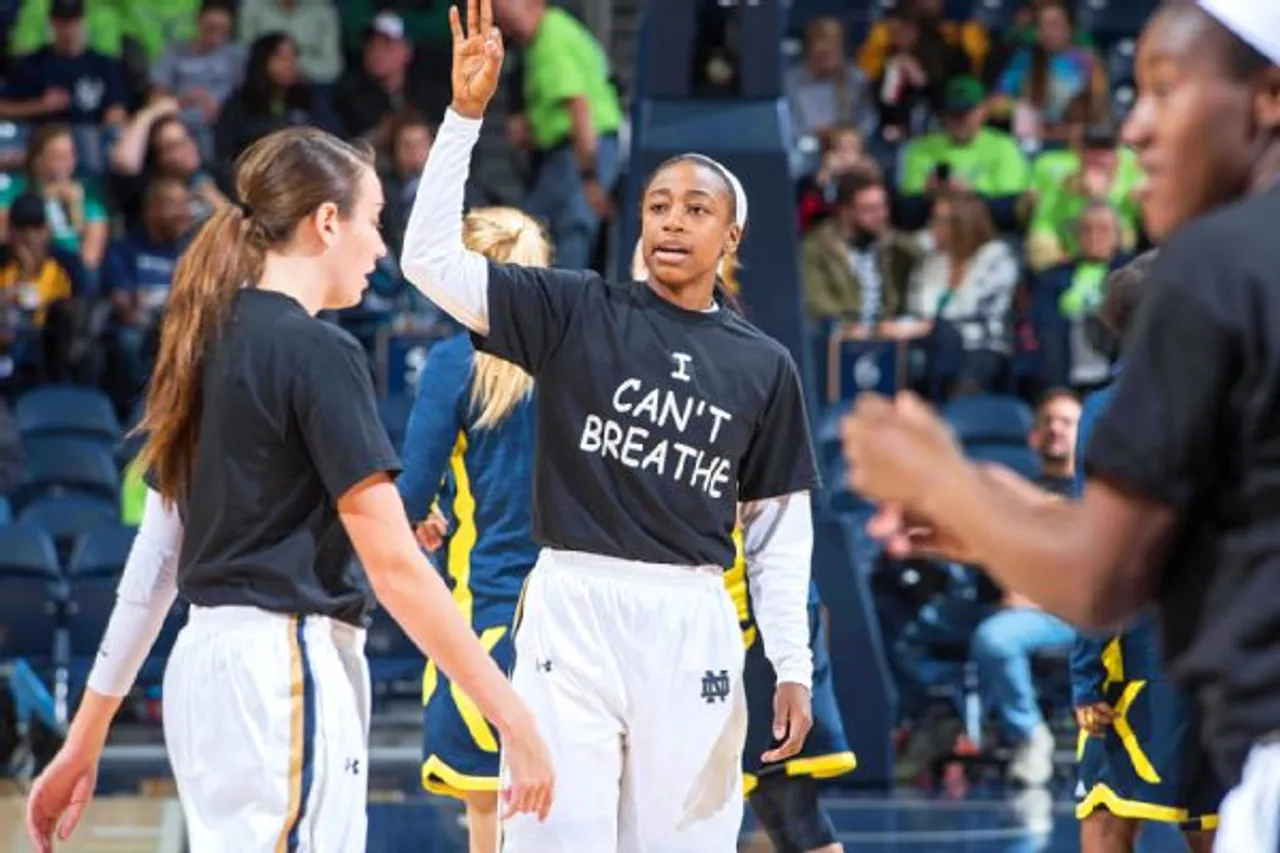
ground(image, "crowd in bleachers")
xmin=782 ymin=0 xmax=1155 ymax=791
xmin=0 ymin=0 xmax=1157 ymax=792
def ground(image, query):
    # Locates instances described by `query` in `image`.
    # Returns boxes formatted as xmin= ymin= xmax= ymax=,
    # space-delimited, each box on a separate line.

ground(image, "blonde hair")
xmin=461 ymin=207 xmax=550 ymax=428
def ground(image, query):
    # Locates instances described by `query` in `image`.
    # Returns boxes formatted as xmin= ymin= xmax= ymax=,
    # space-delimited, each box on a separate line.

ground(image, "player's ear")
xmin=1255 ymin=65 xmax=1280 ymax=134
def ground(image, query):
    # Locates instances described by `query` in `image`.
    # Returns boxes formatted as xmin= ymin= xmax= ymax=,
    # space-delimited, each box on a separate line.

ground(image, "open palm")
xmin=450 ymin=0 xmax=505 ymax=118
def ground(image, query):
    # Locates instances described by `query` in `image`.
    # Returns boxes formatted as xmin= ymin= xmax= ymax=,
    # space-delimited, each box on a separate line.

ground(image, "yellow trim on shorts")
xmin=275 ymin=616 xmax=304 ymax=853
xmin=1076 ymin=782 xmax=1218 ymax=827
xmin=450 ymin=626 xmax=506 ymax=753
xmin=422 ymin=755 xmax=502 ymax=799
xmin=742 ymin=751 xmax=858 ymax=797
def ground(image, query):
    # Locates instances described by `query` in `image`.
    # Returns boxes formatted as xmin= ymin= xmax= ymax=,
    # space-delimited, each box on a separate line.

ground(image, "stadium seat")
xmin=19 ymin=494 xmax=120 ymax=560
xmin=942 ymin=394 xmax=1034 ymax=445
xmin=965 ymin=443 xmax=1043 ymax=481
xmin=0 ymin=524 xmax=62 ymax=662
xmin=65 ymin=524 xmax=185 ymax=681
xmin=15 ymin=385 xmax=122 ymax=445
xmin=13 ymin=436 xmax=122 ymax=510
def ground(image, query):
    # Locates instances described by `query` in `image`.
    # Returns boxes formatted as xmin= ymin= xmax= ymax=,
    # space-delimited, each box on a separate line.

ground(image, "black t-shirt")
xmin=475 ymin=263 xmax=820 ymax=567
xmin=1084 ymin=183 xmax=1280 ymax=783
xmin=175 ymin=289 xmax=401 ymax=626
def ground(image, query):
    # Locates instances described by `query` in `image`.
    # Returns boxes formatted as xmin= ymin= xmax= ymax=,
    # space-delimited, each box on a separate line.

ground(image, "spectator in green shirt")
xmin=1025 ymin=124 xmax=1141 ymax=271
xmin=11 ymin=0 xmax=197 ymax=60
xmin=898 ymin=76 xmax=1030 ymax=230
xmin=496 ymin=0 xmax=622 ymax=271
xmin=1032 ymin=201 xmax=1129 ymax=390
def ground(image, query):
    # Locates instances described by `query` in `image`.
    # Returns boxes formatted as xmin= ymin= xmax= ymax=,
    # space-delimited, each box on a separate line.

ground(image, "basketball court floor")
xmin=0 ymin=789 xmax=1190 ymax=852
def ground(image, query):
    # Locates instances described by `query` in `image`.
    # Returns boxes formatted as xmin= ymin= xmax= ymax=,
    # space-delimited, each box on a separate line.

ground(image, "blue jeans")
xmin=970 ymin=607 xmax=1075 ymax=741
xmin=523 ymin=133 xmax=620 ymax=271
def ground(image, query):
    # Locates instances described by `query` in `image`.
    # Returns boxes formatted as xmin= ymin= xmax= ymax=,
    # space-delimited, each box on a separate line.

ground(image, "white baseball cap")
xmin=1197 ymin=0 xmax=1280 ymax=65
xmin=369 ymin=11 xmax=406 ymax=41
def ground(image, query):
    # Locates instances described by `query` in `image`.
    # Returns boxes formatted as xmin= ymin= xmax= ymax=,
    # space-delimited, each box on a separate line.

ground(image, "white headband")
xmin=1198 ymin=0 xmax=1280 ymax=66
xmin=685 ymin=154 xmax=749 ymax=230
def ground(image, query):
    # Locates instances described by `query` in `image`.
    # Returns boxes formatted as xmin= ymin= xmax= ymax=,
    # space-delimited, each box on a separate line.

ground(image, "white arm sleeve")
xmin=86 ymin=488 xmax=183 ymax=698
xmin=742 ymin=491 xmax=814 ymax=690
xmin=399 ymin=109 xmax=492 ymax=334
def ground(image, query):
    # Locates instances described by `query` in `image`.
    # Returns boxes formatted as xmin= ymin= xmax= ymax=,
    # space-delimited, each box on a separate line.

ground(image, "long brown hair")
xmin=461 ymin=207 xmax=550 ymax=428
xmin=136 ymin=127 xmax=374 ymax=503
xmin=936 ymin=189 xmax=995 ymax=264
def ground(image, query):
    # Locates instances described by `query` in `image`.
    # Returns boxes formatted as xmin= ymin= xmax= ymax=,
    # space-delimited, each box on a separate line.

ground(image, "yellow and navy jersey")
xmin=726 ymin=527 xmax=856 ymax=788
xmin=723 ymin=527 xmax=821 ymax=651
xmin=396 ymin=334 xmax=539 ymax=613
xmin=0 ymin=246 xmax=81 ymax=326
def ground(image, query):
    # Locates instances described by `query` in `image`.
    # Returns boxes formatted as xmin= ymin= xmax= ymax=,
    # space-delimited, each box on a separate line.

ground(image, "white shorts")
xmin=1215 ymin=738 xmax=1280 ymax=853
xmin=502 ymin=549 xmax=747 ymax=853
xmin=162 ymin=605 xmax=371 ymax=853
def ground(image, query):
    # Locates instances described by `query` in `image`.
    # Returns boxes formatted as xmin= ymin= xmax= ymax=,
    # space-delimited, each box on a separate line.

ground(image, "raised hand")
xmin=450 ymin=0 xmax=505 ymax=119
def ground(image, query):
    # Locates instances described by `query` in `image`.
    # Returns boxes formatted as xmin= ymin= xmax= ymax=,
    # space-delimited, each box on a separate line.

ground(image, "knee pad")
xmin=747 ymin=773 xmax=838 ymax=853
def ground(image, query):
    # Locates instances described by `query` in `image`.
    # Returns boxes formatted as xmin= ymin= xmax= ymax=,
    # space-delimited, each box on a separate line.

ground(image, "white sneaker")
xmin=1008 ymin=723 xmax=1055 ymax=787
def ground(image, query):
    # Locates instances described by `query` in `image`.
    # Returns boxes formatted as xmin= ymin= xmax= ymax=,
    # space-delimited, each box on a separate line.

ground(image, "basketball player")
xmin=839 ymin=1 xmax=1280 ymax=848
xmin=400 ymin=1 xmax=819 ymax=848
xmin=630 ymin=243 xmax=853 ymax=853
xmin=24 ymin=129 xmax=553 ymax=853
xmin=397 ymin=207 xmax=549 ymax=853
xmin=1070 ymin=253 xmax=1221 ymax=853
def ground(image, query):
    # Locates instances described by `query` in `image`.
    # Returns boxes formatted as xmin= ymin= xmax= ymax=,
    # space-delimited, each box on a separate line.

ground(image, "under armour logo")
xmin=700 ymin=669 xmax=731 ymax=703
xmin=536 ymin=659 xmax=553 ymax=673
xmin=345 ymin=758 xmax=360 ymax=775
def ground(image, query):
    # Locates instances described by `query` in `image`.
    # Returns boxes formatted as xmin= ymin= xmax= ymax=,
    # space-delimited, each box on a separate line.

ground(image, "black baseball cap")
xmin=50 ymin=0 xmax=84 ymax=20
xmin=942 ymin=76 xmax=986 ymax=116
xmin=10 ymin=194 xmax=47 ymax=230
xmin=1082 ymin=123 xmax=1118 ymax=149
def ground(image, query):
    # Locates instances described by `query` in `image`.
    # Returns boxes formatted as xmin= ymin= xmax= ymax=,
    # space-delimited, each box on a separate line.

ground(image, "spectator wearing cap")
xmin=897 ymin=76 xmax=1029 ymax=231
xmin=494 ymin=0 xmax=622 ymax=271
xmin=332 ymin=12 xmax=444 ymax=148
xmin=150 ymin=0 xmax=246 ymax=148
xmin=0 ymin=192 xmax=86 ymax=329
xmin=238 ymin=0 xmax=342 ymax=85
xmin=337 ymin=0 xmax=455 ymax=61
xmin=1024 ymin=122 xmax=1141 ymax=271
xmin=101 ymin=176 xmax=192 ymax=408
xmin=214 ymin=32 xmax=337 ymax=162
xmin=0 ymin=0 xmax=128 ymax=142
xmin=0 ymin=122 xmax=109 ymax=272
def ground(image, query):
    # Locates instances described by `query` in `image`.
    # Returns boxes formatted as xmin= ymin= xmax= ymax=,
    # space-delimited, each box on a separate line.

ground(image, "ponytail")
xmin=461 ymin=206 xmax=548 ymax=429
xmin=715 ymin=247 xmax=744 ymax=313
xmin=136 ymin=202 xmax=264 ymax=502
